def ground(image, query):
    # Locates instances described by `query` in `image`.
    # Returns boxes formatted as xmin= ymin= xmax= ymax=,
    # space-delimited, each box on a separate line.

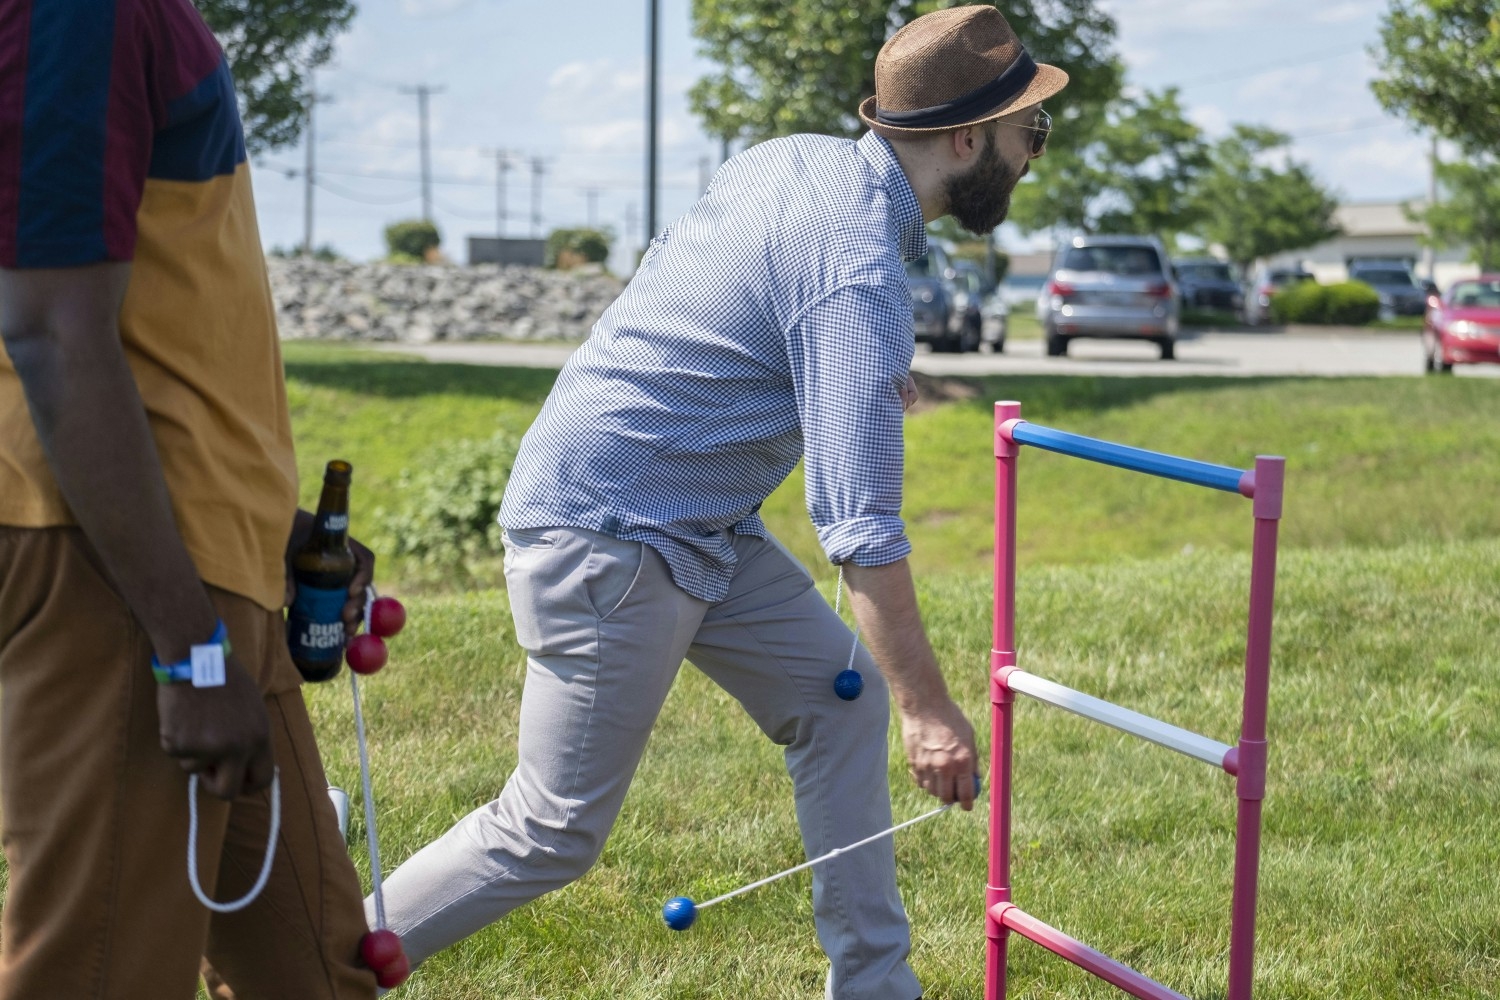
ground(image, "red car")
xmin=1423 ymin=276 xmax=1500 ymax=373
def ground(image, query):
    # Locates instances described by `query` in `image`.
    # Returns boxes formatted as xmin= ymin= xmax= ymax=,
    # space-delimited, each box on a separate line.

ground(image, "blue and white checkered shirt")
xmin=500 ymin=132 xmax=928 ymax=602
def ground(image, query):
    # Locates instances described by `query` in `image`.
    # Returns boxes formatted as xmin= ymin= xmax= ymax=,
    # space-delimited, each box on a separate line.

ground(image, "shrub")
xmin=1271 ymin=280 xmax=1380 ymax=325
xmin=1323 ymin=281 xmax=1381 ymax=324
xmin=545 ymin=227 xmax=611 ymax=269
xmin=373 ymin=432 xmax=517 ymax=578
xmin=384 ymin=219 xmax=442 ymax=261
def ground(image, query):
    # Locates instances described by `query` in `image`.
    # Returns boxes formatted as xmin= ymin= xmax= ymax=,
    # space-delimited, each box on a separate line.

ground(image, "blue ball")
xmin=662 ymin=895 xmax=698 ymax=931
xmin=833 ymin=669 xmax=864 ymax=701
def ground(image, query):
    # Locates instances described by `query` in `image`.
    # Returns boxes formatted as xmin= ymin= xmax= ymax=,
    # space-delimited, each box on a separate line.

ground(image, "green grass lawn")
xmin=309 ymin=539 xmax=1500 ymax=999
xmin=5 ymin=341 xmax=1485 ymax=998
xmin=264 ymin=343 xmax=1500 ymax=998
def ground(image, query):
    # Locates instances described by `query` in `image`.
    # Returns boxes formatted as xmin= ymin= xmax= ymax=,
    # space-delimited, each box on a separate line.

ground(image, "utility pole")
xmin=398 ymin=83 xmax=445 ymax=221
xmin=530 ymin=157 xmax=546 ymax=238
xmin=698 ymin=154 xmax=711 ymax=194
xmin=585 ymin=188 xmax=599 ymax=229
xmin=482 ymin=148 xmax=512 ymax=238
xmin=302 ymin=78 xmax=333 ymax=255
xmin=1423 ymin=134 xmax=1439 ymax=285
xmin=645 ymin=0 xmax=659 ymax=248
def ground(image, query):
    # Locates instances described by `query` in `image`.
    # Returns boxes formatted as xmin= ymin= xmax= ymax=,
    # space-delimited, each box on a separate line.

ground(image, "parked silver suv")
xmin=1038 ymin=235 xmax=1180 ymax=359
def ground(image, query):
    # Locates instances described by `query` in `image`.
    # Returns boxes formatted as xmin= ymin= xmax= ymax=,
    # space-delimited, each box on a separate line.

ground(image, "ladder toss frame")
xmin=987 ymin=400 xmax=1284 ymax=1000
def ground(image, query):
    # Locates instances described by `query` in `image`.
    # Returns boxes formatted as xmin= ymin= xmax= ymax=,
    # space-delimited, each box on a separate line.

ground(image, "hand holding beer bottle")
xmin=286 ymin=460 xmax=373 ymax=681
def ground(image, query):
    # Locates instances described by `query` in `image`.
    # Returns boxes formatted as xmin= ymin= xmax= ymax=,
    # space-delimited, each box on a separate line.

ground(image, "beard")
xmin=944 ymin=131 xmax=1025 ymax=236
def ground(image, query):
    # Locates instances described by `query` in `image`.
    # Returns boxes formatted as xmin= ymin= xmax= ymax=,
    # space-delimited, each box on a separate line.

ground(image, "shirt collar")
xmin=858 ymin=132 xmax=928 ymax=263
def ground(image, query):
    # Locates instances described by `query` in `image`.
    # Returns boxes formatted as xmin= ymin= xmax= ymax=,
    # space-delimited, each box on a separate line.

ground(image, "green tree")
xmin=1411 ymin=159 xmax=1500 ymax=270
xmin=1192 ymin=125 xmax=1342 ymax=274
xmin=384 ymin=220 xmax=442 ymax=262
xmin=1009 ymin=88 xmax=1209 ymax=244
xmin=688 ymin=1 xmax=1123 ymax=207
xmin=198 ymin=0 xmax=356 ymax=154
xmin=545 ymin=228 xmax=614 ymax=268
xmin=1370 ymin=1 xmax=1500 ymax=155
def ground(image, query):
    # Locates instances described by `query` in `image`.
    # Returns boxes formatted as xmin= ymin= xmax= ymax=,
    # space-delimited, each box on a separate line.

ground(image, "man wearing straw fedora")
xmin=374 ymin=6 xmax=1067 ymax=997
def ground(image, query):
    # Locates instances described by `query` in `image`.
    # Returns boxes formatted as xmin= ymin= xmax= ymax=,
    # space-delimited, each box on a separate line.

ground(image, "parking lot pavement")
xmin=914 ymin=330 xmax=1500 ymax=378
xmin=371 ymin=331 xmax=1499 ymax=379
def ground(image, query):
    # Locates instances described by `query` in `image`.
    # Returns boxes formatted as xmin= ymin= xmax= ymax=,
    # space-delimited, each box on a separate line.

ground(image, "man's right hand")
xmin=899 ymin=696 xmax=979 ymax=810
xmin=155 ymin=655 xmax=274 ymax=800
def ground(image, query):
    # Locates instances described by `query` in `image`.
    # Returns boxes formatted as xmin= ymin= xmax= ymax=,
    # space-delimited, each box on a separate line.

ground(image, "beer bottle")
xmin=288 ymin=460 xmax=357 ymax=681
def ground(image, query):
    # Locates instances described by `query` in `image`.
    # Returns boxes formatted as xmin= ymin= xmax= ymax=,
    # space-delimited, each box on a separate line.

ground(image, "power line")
xmin=312 ymin=177 xmax=420 ymax=207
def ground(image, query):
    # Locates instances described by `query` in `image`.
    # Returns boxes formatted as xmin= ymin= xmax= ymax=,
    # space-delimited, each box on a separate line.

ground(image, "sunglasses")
xmin=992 ymin=108 xmax=1052 ymax=156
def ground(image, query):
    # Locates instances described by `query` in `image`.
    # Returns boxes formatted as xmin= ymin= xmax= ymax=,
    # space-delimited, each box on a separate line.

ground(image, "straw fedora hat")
xmin=858 ymin=5 xmax=1068 ymax=138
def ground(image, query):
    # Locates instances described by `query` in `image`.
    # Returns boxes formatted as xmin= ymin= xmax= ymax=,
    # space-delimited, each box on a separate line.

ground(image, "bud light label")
xmin=288 ymin=584 xmax=348 ymax=664
xmin=321 ymin=514 xmax=349 ymax=533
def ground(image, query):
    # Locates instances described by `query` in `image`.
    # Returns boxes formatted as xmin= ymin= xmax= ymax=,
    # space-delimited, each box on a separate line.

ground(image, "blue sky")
xmin=248 ymin=0 xmax=1426 ymax=269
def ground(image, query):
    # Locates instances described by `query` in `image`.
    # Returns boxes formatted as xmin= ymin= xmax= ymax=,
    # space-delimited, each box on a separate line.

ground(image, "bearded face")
xmin=943 ymin=128 xmax=1025 ymax=236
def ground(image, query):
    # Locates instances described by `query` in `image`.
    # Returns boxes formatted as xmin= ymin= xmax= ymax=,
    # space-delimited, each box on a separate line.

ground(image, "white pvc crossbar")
xmin=1005 ymin=669 xmax=1232 ymax=768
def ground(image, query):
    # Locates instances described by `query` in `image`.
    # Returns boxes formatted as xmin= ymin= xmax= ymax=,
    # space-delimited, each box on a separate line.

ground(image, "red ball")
xmin=360 ymin=928 xmax=403 ymax=968
xmin=345 ymin=633 xmax=388 ymax=675
xmin=375 ymin=952 xmax=410 ymax=989
xmin=369 ymin=596 xmax=407 ymax=638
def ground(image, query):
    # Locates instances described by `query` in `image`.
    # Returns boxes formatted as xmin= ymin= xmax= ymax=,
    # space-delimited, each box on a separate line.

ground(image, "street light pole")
xmin=645 ymin=0 xmax=659 ymax=249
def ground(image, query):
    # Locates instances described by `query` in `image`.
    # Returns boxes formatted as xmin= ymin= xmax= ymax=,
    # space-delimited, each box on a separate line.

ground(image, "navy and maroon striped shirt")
xmin=0 ymin=0 xmax=300 ymax=613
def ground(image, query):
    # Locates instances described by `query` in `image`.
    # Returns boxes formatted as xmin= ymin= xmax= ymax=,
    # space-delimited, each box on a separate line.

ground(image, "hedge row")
xmin=1270 ymin=281 xmax=1381 ymax=325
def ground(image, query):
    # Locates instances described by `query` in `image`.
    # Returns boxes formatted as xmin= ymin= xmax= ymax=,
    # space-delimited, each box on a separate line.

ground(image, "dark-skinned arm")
xmin=0 ymin=263 xmax=271 ymax=800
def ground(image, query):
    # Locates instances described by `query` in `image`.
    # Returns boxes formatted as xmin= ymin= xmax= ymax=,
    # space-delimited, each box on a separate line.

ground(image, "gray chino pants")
xmin=371 ymin=526 xmax=921 ymax=1000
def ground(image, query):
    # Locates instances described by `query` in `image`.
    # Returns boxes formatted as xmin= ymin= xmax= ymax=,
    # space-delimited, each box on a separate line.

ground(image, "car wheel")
xmin=1158 ymin=337 xmax=1175 ymax=361
xmin=1045 ymin=324 xmax=1068 ymax=357
xmin=1423 ymin=340 xmax=1437 ymax=373
xmin=962 ymin=319 xmax=982 ymax=353
xmin=988 ymin=336 xmax=1005 ymax=354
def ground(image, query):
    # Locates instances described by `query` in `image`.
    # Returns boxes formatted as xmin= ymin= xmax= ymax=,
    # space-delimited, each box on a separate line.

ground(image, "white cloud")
xmin=542 ymin=60 xmax=645 ymax=123
xmin=1313 ymin=2 xmax=1373 ymax=25
xmin=1102 ymin=0 xmax=1287 ymax=36
xmin=1307 ymin=133 xmax=1430 ymax=200
xmin=1187 ymin=103 xmax=1232 ymax=138
xmin=399 ymin=0 xmax=478 ymax=15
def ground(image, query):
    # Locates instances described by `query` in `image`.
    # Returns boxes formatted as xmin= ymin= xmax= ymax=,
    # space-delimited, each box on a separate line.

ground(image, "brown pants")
xmin=0 ymin=527 xmax=375 ymax=1000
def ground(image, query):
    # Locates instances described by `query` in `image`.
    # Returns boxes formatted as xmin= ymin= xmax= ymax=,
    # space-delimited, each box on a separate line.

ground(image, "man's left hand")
xmin=284 ymin=509 xmax=378 ymax=637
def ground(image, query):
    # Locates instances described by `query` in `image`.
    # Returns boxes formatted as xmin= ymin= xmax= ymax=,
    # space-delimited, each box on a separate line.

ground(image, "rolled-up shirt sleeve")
xmin=785 ymin=282 xmax=916 ymax=567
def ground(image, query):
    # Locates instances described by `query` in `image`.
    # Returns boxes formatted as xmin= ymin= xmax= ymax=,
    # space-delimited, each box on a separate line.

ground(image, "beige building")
xmin=1268 ymin=200 xmax=1480 ymax=288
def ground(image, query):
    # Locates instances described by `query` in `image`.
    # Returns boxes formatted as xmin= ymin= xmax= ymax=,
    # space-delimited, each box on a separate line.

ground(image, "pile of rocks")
xmin=266 ymin=257 xmax=625 ymax=343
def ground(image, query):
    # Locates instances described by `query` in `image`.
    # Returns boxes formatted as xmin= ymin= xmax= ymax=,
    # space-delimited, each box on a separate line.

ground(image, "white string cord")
xmin=358 ymin=585 xmax=388 ymax=929
xmin=188 ymin=768 xmax=281 ymax=913
xmin=694 ymin=801 xmax=955 ymax=912
xmin=835 ymin=566 xmax=861 ymax=668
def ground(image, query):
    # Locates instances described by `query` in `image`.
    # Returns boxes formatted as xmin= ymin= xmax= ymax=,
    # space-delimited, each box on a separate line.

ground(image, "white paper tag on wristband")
xmin=191 ymin=643 xmax=227 ymax=688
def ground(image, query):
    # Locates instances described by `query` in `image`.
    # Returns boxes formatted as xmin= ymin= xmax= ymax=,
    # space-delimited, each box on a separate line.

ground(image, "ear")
xmin=949 ymin=125 xmax=983 ymax=162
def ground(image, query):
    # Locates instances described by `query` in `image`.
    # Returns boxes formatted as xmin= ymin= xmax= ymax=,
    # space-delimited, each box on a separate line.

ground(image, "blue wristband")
xmin=151 ymin=620 xmax=231 ymax=685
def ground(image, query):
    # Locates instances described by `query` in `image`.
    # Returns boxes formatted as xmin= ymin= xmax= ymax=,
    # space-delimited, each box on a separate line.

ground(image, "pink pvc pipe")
xmin=987 ymin=401 xmax=1022 ymax=1000
xmin=993 ymin=904 xmax=1194 ymax=1000
xmin=1227 ymin=455 xmax=1282 ymax=1000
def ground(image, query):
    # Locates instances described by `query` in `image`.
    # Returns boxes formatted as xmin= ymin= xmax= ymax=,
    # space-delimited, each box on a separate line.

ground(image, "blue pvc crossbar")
xmin=1010 ymin=421 xmax=1247 ymax=495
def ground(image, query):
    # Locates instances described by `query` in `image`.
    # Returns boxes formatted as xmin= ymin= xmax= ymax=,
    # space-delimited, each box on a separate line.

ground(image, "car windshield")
xmin=1450 ymin=281 xmax=1500 ymax=307
xmin=1269 ymin=271 xmax=1312 ymax=287
xmin=1177 ymin=262 xmax=1233 ymax=282
xmin=1354 ymin=269 xmax=1415 ymax=287
xmin=1061 ymin=245 xmax=1163 ymax=276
